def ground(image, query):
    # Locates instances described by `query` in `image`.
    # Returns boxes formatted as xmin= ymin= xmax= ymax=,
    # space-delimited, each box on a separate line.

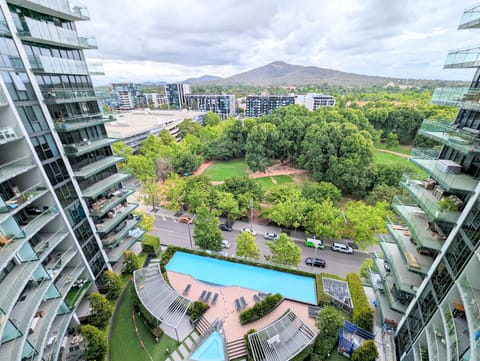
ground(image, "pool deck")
xmin=167 ymin=271 xmax=319 ymax=342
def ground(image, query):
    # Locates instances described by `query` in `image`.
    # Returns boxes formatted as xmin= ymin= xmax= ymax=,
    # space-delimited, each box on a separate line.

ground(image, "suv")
xmin=241 ymin=228 xmax=256 ymax=236
xmin=331 ymin=242 xmax=354 ymax=254
xmin=221 ymin=240 xmax=231 ymax=249
xmin=219 ymin=223 xmax=233 ymax=232
xmin=264 ymin=232 xmax=278 ymax=240
xmin=305 ymin=257 xmax=326 ymax=268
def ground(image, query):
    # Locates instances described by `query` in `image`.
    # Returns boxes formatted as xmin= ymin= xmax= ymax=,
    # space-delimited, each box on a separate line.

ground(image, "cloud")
xmin=77 ymin=0 xmax=476 ymax=82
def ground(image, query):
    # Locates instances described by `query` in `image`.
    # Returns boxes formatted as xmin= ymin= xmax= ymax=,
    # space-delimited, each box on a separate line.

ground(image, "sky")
xmin=76 ymin=0 xmax=478 ymax=84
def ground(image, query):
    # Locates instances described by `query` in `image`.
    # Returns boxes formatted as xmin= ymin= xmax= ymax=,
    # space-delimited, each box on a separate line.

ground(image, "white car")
xmin=241 ymin=228 xmax=257 ymax=236
xmin=264 ymin=232 xmax=279 ymax=240
xmin=221 ymin=240 xmax=231 ymax=249
xmin=331 ymin=242 xmax=354 ymax=254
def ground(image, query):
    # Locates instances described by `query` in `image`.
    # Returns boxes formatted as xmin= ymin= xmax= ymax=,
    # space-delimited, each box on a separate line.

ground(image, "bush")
xmin=351 ymin=340 xmax=378 ymax=361
xmin=239 ymin=293 xmax=283 ymax=325
xmin=346 ymin=273 xmax=374 ymax=332
xmin=315 ymin=273 xmax=346 ymax=307
xmin=141 ymin=234 xmax=160 ymax=253
xmin=103 ymin=270 xmax=122 ymax=301
xmin=80 ymin=324 xmax=107 ymax=361
xmin=188 ymin=301 xmax=210 ymax=321
xmin=313 ymin=306 xmax=345 ymax=359
xmin=87 ymin=293 xmax=113 ymax=329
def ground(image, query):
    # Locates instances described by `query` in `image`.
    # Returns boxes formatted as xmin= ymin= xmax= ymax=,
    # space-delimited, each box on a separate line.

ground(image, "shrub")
xmin=80 ymin=324 xmax=107 ymax=361
xmin=351 ymin=340 xmax=378 ymax=361
xmin=314 ymin=305 xmax=345 ymax=359
xmin=141 ymin=234 xmax=160 ymax=253
xmin=239 ymin=293 xmax=283 ymax=325
xmin=315 ymin=273 xmax=346 ymax=307
xmin=346 ymin=273 xmax=374 ymax=332
xmin=102 ymin=270 xmax=122 ymax=301
xmin=188 ymin=301 xmax=210 ymax=321
xmin=87 ymin=292 xmax=113 ymax=329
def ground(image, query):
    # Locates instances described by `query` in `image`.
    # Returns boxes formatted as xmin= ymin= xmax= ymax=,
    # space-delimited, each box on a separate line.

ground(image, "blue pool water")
xmin=190 ymin=331 xmax=225 ymax=361
xmin=166 ymin=251 xmax=317 ymax=304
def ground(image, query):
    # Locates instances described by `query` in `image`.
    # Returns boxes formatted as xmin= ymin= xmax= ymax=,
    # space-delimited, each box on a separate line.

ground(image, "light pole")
xmin=249 ymin=198 xmax=253 ymax=227
xmin=187 ymin=214 xmax=197 ymax=249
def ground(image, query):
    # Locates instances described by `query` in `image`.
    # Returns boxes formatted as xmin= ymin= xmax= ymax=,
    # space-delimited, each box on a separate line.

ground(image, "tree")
xmin=365 ymin=184 xmax=401 ymax=206
xmin=193 ymin=206 xmax=223 ymax=251
xmin=154 ymin=157 xmax=174 ymax=182
xmin=313 ymin=306 xmax=345 ymax=359
xmin=351 ymin=340 xmax=378 ymax=361
xmin=142 ymin=181 xmax=162 ymax=210
xmin=127 ymin=155 xmax=156 ymax=184
xmin=160 ymin=173 xmax=186 ymax=211
xmin=158 ymin=128 xmax=176 ymax=145
xmin=204 ymin=111 xmax=221 ymax=126
xmin=245 ymin=125 xmax=269 ymax=172
xmin=179 ymin=118 xmax=202 ymax=138
xmin=171 ymin=149 xmax=202 ymax=175
xmin=135 ymin=209 xmax=154 ymax=232
xmin=80 ymin=324 xmax=108 ymax=361
xmin=359 ymin=258 xmax=378 ymax=279
xmin=265 ymin=233 xmax=302 ymax=267
xmin=385 ymin=132 xmax=399 ymax=148
xmin=215 ymin=190 xmax=241 ymax=220
xmin=302 ymin=181 xmax=342 ymax=204
xmin=304 ymin=199 xmax=344 ymax=239
xmin=103 ymin=270 xmax=122 ymax=300
xmin=111 ymin=141 xmax=133 ymax=171
xmin=139 ymin=134 xmax=164 ymax=159
xmin=122 ymin=250 xmax=141 ymax=275
xmin=87 ymin=292 xmax=113 ymax=329
xmin=236 ymin=232 xmax=260 ymax=260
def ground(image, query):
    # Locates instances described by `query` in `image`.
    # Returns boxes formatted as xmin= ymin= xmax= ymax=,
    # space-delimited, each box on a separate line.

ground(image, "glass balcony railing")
xmin=63 ymin=134 xmax=121 ymax=157
xmin=431 ymin=87 xmax=480 ymax=111
xmin=0 ymin=156 xmax=36 ymax=186
xmin=418 ymin=119 xmax=480 ymax=154
xmin=0 ymin=124 xmax=24 ymax=145
xmin=81 ymin=173 xmax=130 ymax=199
xmin=445 ymin=45 xmax=480 ymax=69
xmin=88 ymin=188 xmax=134 ymax=218
xmin=0 ymin=184 xmax=48 ymax=222
xmin=106 ymin=228 xmax=144 ymax=262
xmin=42 ymin=312 xmax=73 ymax=361
xmin=102 ymin=216 xmax=142 ymax=249
xmin=426 ymin=325 xmax=439 ymax=361
xmin=392 ymin=195 xmax=445 ymax=251
xmin=400 ymin=174 xmax=461 ymax=223
xmin=409 ymin=148 xmax=479 ymax=193
xmin=55 ymin=113 xmax=116 ymax=132
xmin=9 ymin=0 xmax=90 ymax=21
xmin=441 ymin=303 xmax=459 ymax=361
xmin=18 ymin=17 xmax=96 ymax=49
xmin=459 ymin=4 xmax=480 ymax=29
xmin=29 ymin=54 xmax=88 ymax=75
xmin=42 ymin=87 xmax=99 ymax=103
xmin=73 ymin=156 xmax=124 ymax=179
xmin=87 ymin=63 xmax=105 ymax=75
xmin=0 ymin=87 xmax=8 ymax=107
xmin=95 ymin=203 xmax=138 ymax=235
xmin=458 ymin=275 xmax=480 ymax=341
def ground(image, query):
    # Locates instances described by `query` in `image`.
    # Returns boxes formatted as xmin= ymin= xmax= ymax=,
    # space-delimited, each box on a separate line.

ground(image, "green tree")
xmin=87 ymin=292 xmax=113 ymax=329
xmin=265 ymin=233 xmax=302 ymax=267
xmin=135 ymin=209 xmax=154 ymax=232
xmin=204 ymin=111 xmax=222 ymax=126
xmin=158 ymin=128 xmax=176 ymax=145
xmin=142 ymin=181 xmax=161 ymax=210
xmin=102 ymin=270 xmax=122 ymax=301
xmin=365 ymin=184 xmax=401 ymax=206
xmin=122 ymin=250 xmax=141 ymax=275
xmin=193 ymin=206 xmax=223 ymax=251
xmin=245 ymin=125 xmax=269 ymax=172
xmin=351 ymin=340 xmax=378 ymax=361
xmin=215 ymin=190 xmax=241 ymax=220
xmin=179 ymin=118 xmax=202 ymax=138
xmin=265 ymin=183 xmax=301 ymax=204
xmin=385 ymin=132 xmax=399 ymax=148
xmin=302 ymin=181 xmax=342 ymax=204
xmin=80 ymin=324 xmax=108 ymax=361
xmin=313 ymin=306 xmax=345 ymax=359
xmin=359 ymin=258 xmax=378 ymax=279
xmin=127 ymin=155 xmax=156 ymax=184
xmin=139 ymin=134 xmax=164 ymax=159
xmin=111 ymin=141 xmax=133 ymax=171
xmin=304 ymin=199 xmax=344 ymax=239
xmin=160 ymin=173 xmax=186 ymax=210
xmin=171 ymin=149 xmax=202 ymax=175
xmin=236 ymin=232 xmax=260 ymax=260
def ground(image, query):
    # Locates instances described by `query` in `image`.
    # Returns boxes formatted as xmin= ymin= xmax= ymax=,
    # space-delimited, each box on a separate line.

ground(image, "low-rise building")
xmin=185 ymin=94 xmax=236 ymax=118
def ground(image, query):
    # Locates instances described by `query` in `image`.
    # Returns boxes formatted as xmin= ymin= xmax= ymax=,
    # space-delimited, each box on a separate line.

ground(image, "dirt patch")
xmin=248 ymin=162 xmax=308 ymax=179
xmin=192 ymin=160 xmax=215 ymax=176
xmin=377 ymin=148 xmax=409 ymax=158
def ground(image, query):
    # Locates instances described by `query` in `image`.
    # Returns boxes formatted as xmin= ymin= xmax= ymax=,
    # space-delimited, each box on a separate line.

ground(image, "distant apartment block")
xmin=245 ymin=95 xmax=295 ymax=117
xmin=165 ymin=83 xmax=191 ymax=109
xmin=185 ymin=94 xmax=236 ymax=118
xmin=295 ymin=93 xmax=336 ymax=110
xmin=144 ymin=93 xmax=167 ymax=108
xmin=110 ymin=83 xmax=145 ymax=110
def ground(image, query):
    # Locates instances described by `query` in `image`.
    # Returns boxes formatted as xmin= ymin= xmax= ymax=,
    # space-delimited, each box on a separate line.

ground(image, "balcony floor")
xmin=81 ymin=173 xmax=130 ymax=199
xmin=73 ymin=156 xmax=124 ymax=179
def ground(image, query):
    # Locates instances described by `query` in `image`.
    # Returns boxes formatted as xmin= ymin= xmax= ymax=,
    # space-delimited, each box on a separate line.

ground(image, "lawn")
xmin=254 ymin=175 xmax=293 ymax=191
xmin=109 ymin=285 xmax=178 ymax=361
xmin=375 ymin=150 xmax=424 ymax=175
xmin=203 ymin=159 xmax=248 ymax=181
xmin=378 ymin=143 xmax=412 ymax=155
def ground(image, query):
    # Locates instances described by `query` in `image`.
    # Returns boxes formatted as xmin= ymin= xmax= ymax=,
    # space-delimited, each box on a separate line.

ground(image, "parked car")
xmin=304 ymin=238 xmax=325 ymax=249
xmin=264 ymin=232 xmax=278 ymax=240
xmin=305 ymin=257 xmax=326 ymax=268
xmin=241 ymin=228 xmax=257 ymax=236
xmin=331 ymin=242 xmax=354 ymax=254
xmin=219 ymin=223 xmax=233 ymax=232
xmin=179 ymin=216 xmax=193 ymax=224
xmin=221 ymin=240 xmax=231 ymax=249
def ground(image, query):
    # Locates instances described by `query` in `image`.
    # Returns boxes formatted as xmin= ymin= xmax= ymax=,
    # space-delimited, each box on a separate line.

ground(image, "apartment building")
xmin=144 ymin=92 xmax=167 ymax=108
xmin=110 ymin=82 xmax=144 ymax=110
xmin=165 ymin=82 xmax=191 ymax=109
xmin=295 ymin=93 xmax=335 ymax=111
xmin=0 ymin=1 xmax=140 ymax=360
xmin=245 ymin=95 xmax=295 ymax=117
xmin=370 ymin=5 xmax=480 ymax=361
xmin=184 ymin=94 xmax=236 ymax=118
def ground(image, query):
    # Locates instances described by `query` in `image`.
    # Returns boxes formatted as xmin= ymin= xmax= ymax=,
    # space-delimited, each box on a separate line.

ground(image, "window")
xmin=17 ymin=105 xmax=49 ymax=133
xmin=32 ymin=134 xmax=59 ymax=160
xmin=44 ymin=159 xmax=69 ymax=185
xmin=431 ymin=259 xmax=453 ymax=302
xmin=55 ymin=182 xmax=78 ymax=207
xmin=445 ymin=233 xmax=472 ymax=276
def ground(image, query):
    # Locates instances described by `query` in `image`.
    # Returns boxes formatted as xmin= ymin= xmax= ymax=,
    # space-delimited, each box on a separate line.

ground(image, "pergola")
xmin=133 ymin=265 xmax=191 ymax=341
xmin=248 ymin=310 xmax=317 ymax=361
xmin=322 ymin=277 xmax=353 ymax=313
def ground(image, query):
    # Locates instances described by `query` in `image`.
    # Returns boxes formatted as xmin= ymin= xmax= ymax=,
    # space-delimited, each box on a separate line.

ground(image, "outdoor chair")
xmin=183 ymin=284 xmax=191 ymax=295
xmin=235 ymin=298 xmax=241 ymax=311
xmin=253 ymin=294 xmax=261 ymax=303
xmin=240 ymin=296 xmax=247 ymax=309
xmin=199 ymin=290 xmax=207 ymax=301
xmin=204 ymin=291 xmax=212 ymax=303
xmin=211 ymin=293 xmax=218 ymax=305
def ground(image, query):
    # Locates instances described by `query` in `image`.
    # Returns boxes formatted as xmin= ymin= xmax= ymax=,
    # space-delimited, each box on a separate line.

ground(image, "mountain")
xmin=183 ymin=75 xmax=223 ymax=83
xmin=205 ymin=61 xmax=459 ymax=88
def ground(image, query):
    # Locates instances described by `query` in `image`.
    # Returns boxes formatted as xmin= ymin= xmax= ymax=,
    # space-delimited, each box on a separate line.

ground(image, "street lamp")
xmin=187 ymin=214 xmax=197 ymax=249
xmin=311 ymin=237 xmax=322 ymax=270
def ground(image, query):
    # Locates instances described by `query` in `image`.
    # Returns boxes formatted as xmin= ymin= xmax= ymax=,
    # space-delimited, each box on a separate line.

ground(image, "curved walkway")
xmin=377 ymin=148 xmax=410 ymax=158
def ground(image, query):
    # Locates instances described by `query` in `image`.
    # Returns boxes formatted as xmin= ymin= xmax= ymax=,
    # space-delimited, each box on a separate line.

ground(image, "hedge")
xmin=130 ymin=286 xmax=164 ymax=337
xmin=141 ymin=234 xmax=160 ymax=253
xmin=346 ymin=273 xmax=374 ymax=332
xmin=239 ymin=293 xmax=283 ymax=325
xmin=315 ymin=273 xmax=346 ymax=307
xmin=188 ymin=301 xmax=210 ymax=321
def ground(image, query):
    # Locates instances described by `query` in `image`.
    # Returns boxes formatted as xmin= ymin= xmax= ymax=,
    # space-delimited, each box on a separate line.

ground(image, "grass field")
xmin=203 ymin=159 xmax=248 ymax=181
xmin=254 ymin=175 xmax=293 ymax=191
xmin=109 ymin=285 xmax=178 ymax=361
xmin=375 ymin=150 xmax=424 ymax=174
xmin=378 ymin=143 xmax=412 ymax=155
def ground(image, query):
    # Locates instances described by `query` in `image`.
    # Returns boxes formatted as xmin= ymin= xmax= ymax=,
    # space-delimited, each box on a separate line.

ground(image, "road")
xmin=149 ymin=210 xmax=370 ymax=278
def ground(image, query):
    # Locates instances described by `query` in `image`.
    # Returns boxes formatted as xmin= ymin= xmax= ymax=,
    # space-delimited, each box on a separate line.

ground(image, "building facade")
xmin=245 ymin=95 xmax=295 ymax=117
xmin=0 ymin=1 xmax=140 ymax=360
xmin=185 ymin=94 xmax=236 ymax=118
xmin=110 ymin=82 xmax=144 ymax=110
xmin=165 ymin=83 xmax=191 ymax=109
xmin=144 ymin=92 xmax=167 ymax=108
xmin=295 ymin=93 xmax=335 ymax=111
xmin=370 ymin=5 xmax=480 ymax=361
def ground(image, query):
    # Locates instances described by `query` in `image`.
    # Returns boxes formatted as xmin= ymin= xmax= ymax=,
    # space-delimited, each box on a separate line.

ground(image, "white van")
xmin=331 ymin=242 xmax=354 ymax=254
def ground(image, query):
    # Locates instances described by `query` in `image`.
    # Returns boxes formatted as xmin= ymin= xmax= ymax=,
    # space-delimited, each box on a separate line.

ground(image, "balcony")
xmin=400 ymin=174 xmax=461 ymax=224
xmin=383 ymin=272 xmax=408 ymax=314
xmin=87 ymin=63 xmax=105 ymax=75
xmin=81 ymin=173 xmax=130 ymax=199
xmin=63 ymin=136 xmax=120 ymax=157
xmin=55 ymin=114 xmax=116 ymax=132
xmin=368 ymin=271 xmax=403 ymax=325
xmin=95 ymin=203 xmax=138 ymax=235
xmin=458 ymin=275 xmax=480 ymax=355
xmin=458 ymin=4 xmax=480 ymax=29
xmin=418 ymin=119 xmax=480 ymax=154
xmin=41 ymin=312 xmax=74 ymax=361
xmin=0 ymin=185 xmax=48 ymax=223
xmin=101 ymin=216 xmax=141 ymax=249
xmin=64 ymin=278 xmax=91 ymax=310
xmin=0 ymin=156 xmax=36 ymax=185
xmin=379 ymin=238 xmax=423 ymax=295
xmin=440 ymin=303 xmax=459 ymax=361
xmin=8 ymin=0 xmax=90 ymax=21
xmin=42 ymin=87 xmax=99 ymax=104
xmin=430 ymin=87 xmax=480 ymax=112
xmin=444 ymin=45 xmax=480 ymax=69
xmin=106 ymin=228 xmax=144 ymax=262
xmin=89 ymin=188 xmax=134 ymax=218
xmin=409 ymin=149 xmax=479 ymax=193
xmin=392 ymin=196 xmax=445 ymax=251
xmin=0 ymin=125 xmax=24 ymax=145
xmin=73 ymin=156 xmax=124 ymax=179
xmin=18 ymin=17 xmax=96 ymax=49
xmin=29 ymin=54 xmax=88 ymax=75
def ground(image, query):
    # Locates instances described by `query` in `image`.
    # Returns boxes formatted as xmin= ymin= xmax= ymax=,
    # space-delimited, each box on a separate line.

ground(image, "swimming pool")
xmin=166 ymin=251 xmax=317 ymax=304
xmin=190 ymin=331 xmax=225 ymax=361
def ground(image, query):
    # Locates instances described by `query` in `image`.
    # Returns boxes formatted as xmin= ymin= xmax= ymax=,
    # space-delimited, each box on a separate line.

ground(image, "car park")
xmin=264 ymin=232 xmax=278 ymax=240
xmin=179 ymin=216 xmax=193 ymax=224
xmin=241 ymin=228 xmax=257 ymax=236
xmin=221 ymin=240 xmax=231 ymax=249
xmin=331 ymin=242 xmax=354 ymax=254
xmin=219 ymin=223 xmax=233 ymax=232
xmin=305 ymin=257 xmax=326 ymax=268
xmin=304 ymin=237 xmax=325 ymax=249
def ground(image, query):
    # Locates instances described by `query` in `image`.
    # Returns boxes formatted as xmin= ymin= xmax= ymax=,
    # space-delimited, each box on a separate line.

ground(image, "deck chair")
xmin=204 ymin=291 xmax=212 ymax=303
xmin=211 ymin=293 xmax=218 ymax=305
xmin=235 ymin=298 xmax=241 ymax=312
xmin=199 ymin=290 xmax=207 ymax=301
xmin=183 ymin=284 xmax=191 ymax=295
xmin=253 ymin=294 xmax=261 ymax=303
xmin=240 ymin=296 xmax=247 ymax=309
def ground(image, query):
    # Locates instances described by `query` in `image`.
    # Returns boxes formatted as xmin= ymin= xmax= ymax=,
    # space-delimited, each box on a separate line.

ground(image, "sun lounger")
xmin=183 ymin=284 xmax=191 ymax=295
xmin=199 ymin=290 xmax=207 ymax=301
xmin=204 ymin=291 xmax=212 ymax=303
xmin=240 ymin=296 xmax=247 ymax=309
xmin=235 ymin=298 xmax=241 ymax=312
xmin=211 ymin=293 xmax=218 ymax=305
xmin=253 ymin=294 xmax=261 ymax=303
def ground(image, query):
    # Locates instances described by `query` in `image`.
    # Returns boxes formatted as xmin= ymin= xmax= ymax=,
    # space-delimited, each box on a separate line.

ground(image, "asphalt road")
xmin=150 ymin=211 xmax=370 ymax=278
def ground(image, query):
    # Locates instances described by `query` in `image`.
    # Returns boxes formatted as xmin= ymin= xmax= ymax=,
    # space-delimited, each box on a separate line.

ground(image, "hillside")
xmin=183 ymin=75 xmax=223 ymax=83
